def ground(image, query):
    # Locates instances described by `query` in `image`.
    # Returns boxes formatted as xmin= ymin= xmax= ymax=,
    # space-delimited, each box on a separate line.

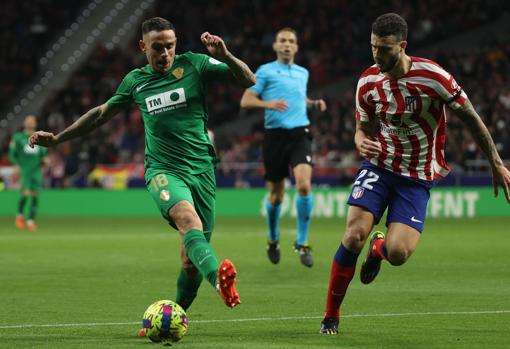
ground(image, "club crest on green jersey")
xmin=172 ymin=67 xmax=184 ymax=79
xmin=160 ymin=190 xmax=170 ymax=202
xmin=145 ymin=88 xmax=187 ymax=114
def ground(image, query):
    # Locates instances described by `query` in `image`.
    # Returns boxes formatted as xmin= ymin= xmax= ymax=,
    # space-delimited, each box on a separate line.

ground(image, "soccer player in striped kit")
xmin=320 ymin=13 xmax=510 ymax=334
xmin=240 ymin=28 xmax=327 ymax=267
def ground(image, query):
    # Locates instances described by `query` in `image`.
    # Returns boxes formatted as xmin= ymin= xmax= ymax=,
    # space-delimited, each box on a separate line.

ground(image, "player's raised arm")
xmin=29 ymin=103 xmax=122 ymax=148
xmin=451 ymin=99 xmax=510 ymax=202
xmin=200 ymin=32 xmax=255 ymax=88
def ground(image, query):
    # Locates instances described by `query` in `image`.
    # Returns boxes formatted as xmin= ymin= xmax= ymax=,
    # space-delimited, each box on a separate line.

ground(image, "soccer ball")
xmin=141 ymin=300 xmax=188 ymax=343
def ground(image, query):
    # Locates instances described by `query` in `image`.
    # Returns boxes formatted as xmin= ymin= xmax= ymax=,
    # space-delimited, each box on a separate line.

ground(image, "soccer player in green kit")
xmin=29 ymin=17 xmax=256 ymax=315
xmin=9 ymin=115 xmax=47 ymax=232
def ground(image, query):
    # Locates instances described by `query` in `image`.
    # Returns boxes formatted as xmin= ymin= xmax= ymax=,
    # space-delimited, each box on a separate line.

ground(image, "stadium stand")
xmin=1 ymin=1 xmax=510 ymax=187
xmin=0 ymin=0 xmax=87 ymax=107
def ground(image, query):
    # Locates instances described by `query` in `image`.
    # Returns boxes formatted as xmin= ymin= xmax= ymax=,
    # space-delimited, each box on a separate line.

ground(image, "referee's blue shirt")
xmin=249 ymin=60 xmax=310 ymax=130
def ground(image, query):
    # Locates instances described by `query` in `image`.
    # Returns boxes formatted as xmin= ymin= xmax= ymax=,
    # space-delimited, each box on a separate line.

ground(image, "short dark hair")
xmin=141 ymin=17 xmax=175 ymax=35
xmin=372 ymin=13 xmax=408 ymax=41
xmin=275 ymin=27 xmax=298 ymax=42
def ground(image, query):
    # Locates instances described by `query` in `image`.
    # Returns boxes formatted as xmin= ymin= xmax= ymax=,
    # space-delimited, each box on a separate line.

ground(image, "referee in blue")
xmin=240 ymin=27 xmax=327 ymax=267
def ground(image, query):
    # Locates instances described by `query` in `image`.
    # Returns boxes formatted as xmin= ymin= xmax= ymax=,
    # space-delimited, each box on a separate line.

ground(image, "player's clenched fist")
xmin=29 ymin=131 xmax=58 ymax=148
xmin=200 ymin=32 xmax=229 ymax=61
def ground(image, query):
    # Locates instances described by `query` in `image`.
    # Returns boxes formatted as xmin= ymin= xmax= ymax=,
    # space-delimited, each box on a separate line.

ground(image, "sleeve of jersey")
xmin=106 ymin=73 xmax=135 ymax=108
xmin=355 ymin=76 xmax=375 ymax=122
xmin=248 ymin=66 xmax=267 ymax=95
xmin=195 ymin=54 xmax=232 ymax=82
xmin=432 ymin=68 xmax=468 ymax=110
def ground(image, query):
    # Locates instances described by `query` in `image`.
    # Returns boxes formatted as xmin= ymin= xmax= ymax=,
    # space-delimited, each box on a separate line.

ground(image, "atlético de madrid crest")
xmin=351 ymin=186 xmax=364 ymax=199
xmin=172 ymin=67 xmax=184 ymax=79
xmin=405 ymin=96 xmax=417 ymax=112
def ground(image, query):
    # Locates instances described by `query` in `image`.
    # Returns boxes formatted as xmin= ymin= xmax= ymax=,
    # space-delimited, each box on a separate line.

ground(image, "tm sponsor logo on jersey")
xmin=145 ymin=88 xmax=187 ymax=114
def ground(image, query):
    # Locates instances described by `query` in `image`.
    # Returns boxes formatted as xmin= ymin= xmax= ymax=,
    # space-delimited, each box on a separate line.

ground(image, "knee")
xmin=176 ymin=211 xmax=201 ymax=228
xmin=386 ymin=247 xmax=410 ymax=266
xmin=269 ymin=190 xmax=284 ymax=205
xmin=342 ymin=226 xmax=369 ymax=253
xmin=170 ymin=205 xmax=202 ymax=232
xmin=297 ymin=183 xmax=311 ymax=196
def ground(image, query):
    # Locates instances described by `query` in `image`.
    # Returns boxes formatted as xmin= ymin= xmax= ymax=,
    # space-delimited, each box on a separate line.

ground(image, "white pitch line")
xmin=0 ymin=310 xmax=508 ymax=330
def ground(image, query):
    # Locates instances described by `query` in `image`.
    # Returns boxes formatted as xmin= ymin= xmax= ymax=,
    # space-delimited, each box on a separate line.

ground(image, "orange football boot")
xmin=217 ymin=259 xmax=240 ymax=308
xmin=26 ymin=220 xmax=37 ymax=232
xmin=15 ymin=215 xmax=25 ymax=229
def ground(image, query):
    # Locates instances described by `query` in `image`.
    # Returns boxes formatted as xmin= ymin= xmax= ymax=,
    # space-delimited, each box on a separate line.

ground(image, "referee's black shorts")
xmin=263 ymin=126 xmax=313 ymax=182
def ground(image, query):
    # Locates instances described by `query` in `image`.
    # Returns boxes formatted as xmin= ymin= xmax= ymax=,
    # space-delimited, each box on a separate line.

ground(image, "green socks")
xmin=182 ymin=229 xmax=218 ymax=287
xmin=18 ymin=196 xmax=27 ymax=215
xmin=29 ymin=196 xmax=38 ymax=220
xmin=176 ymin=269 xmax=203 ymax=311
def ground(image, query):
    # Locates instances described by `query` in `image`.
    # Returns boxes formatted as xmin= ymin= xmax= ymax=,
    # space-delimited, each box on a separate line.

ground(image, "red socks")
xmin=324 ymin=260 xmax=356 ymax=319
xmin=324 ymin=243 xmax=359 ymax=319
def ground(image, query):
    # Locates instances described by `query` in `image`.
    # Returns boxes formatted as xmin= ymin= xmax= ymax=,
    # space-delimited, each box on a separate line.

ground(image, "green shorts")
xmin=147 ymin=168 xmax=216 ymax=236
xmin=20 ymin=172 xmax=42 ymax=191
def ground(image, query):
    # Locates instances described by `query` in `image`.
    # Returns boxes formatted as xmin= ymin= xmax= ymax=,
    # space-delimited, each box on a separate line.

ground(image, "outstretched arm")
xmin=452 ymin=99 xmax=510 ymax=202
xmin=306 ymin=97 xmax=327 ymax=112
xmin=29 ymin=103 xmax=122 ymax=147
xmin=240 ymin=89 xmax=288 ymax=111
xmin=200 ymin=32 xmax=255 ymax=88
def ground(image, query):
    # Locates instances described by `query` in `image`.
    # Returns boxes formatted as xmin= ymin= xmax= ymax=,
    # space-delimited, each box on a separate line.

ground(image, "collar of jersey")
xmin=274 ymin=60 xmax=295 ymax=69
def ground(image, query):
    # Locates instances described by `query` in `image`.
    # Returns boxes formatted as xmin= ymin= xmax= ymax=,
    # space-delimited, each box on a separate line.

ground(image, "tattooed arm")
xmin=29 ymin=103 xmax=122 ymax=147
xmin=222 ymin=51 xmax=256 ymax=88
xmin=200 ymin=32 xmax=256 ymax=88
xmin=452 ymin=99 xmax=510 ymax=202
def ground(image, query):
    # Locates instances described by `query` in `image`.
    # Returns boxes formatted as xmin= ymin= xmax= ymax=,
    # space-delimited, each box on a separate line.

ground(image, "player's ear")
xmin=272 ymin=41 xmax=277 ymax=53
xmin=400 ymin=41 xmax=408 ymax=51
xmin=139 ymin=39 xmax=146 ymax=52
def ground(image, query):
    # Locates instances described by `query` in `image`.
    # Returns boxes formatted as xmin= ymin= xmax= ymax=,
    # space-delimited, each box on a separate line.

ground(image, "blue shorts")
xmin=347 ymin=161 xmax=433 ymax=232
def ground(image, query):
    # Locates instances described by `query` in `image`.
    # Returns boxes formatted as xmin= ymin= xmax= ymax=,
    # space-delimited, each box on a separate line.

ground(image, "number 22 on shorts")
xmin=353 ymin=169 xmax=379 ymax=190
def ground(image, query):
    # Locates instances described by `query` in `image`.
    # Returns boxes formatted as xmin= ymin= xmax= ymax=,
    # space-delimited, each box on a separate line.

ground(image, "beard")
xmin=377 ymin=53 xmax=400 ymax=73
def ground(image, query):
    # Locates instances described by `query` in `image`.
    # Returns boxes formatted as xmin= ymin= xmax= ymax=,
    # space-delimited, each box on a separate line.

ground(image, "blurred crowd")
xmin=216 ymin=39 xmax=510 ymax=182
xmin=1 ymin=0 xmax=510 ymax=187
xmin=0 ymin=0 xmax=86 ymax=106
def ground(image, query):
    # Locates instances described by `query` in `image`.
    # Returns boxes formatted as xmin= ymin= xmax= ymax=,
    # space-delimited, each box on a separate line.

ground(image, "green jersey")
xmin=8 ymin=132 xmax=47 ymax=174
xmin=107 ymin=52 xmax=232 ymax=181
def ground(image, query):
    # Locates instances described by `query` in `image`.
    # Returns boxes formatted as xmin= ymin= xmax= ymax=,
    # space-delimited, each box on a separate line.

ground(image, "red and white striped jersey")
xmin=355 ymin=56 xmax=468 ymax=181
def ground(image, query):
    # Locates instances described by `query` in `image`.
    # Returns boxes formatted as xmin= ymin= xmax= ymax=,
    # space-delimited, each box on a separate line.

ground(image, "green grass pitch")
xmin=0 ymin=216 xmax=509 ymax=348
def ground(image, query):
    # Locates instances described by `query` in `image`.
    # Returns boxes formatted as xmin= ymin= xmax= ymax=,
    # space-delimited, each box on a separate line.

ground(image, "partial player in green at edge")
xmin=29 ymin=17 xmax=256 ymax=329
xmin=8 ymin=115 xmax=48 ymax=232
